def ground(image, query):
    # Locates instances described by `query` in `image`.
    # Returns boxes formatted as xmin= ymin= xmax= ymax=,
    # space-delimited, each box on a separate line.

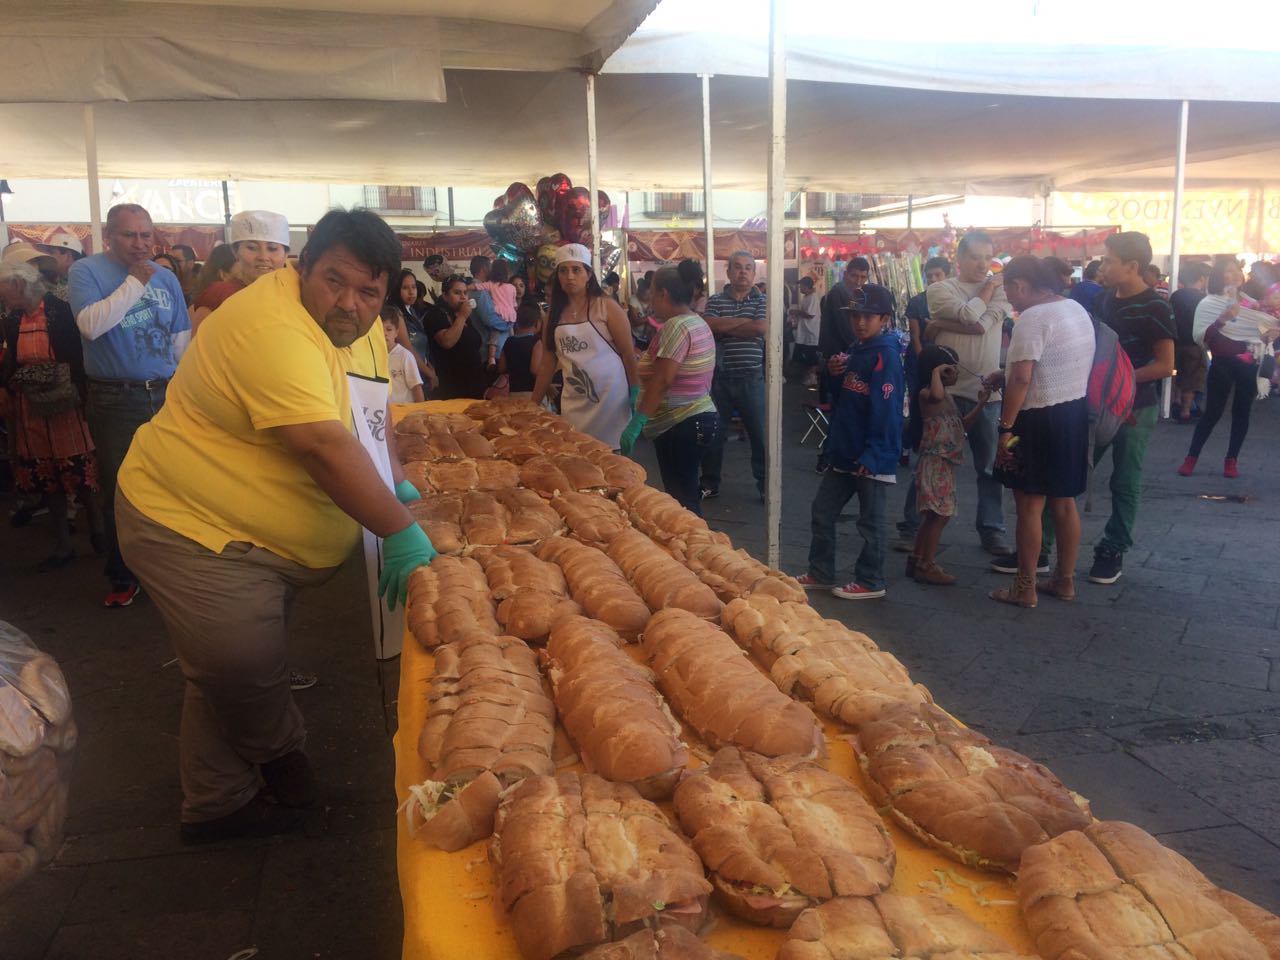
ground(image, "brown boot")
xmin=1037 ymin=571 xmax=1075 ymax=601
xmin=990 ymin=572 xmax=1037 ymax=608
xmin=914 ymin=559 xmax=957 ymax=585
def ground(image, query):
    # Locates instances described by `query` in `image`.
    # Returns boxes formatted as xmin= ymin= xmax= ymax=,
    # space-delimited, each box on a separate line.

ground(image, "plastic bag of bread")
xmin=0 ymin=621 xmax=75 ymax=900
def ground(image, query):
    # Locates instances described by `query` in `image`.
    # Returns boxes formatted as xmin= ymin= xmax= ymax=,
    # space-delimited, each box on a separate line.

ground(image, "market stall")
xmin=388 ymin=398 xmax=1279 ymax=960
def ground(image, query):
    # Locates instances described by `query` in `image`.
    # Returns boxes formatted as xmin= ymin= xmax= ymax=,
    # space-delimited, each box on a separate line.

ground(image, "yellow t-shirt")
xmin=119 ymin=265 xmax=389 ymax=568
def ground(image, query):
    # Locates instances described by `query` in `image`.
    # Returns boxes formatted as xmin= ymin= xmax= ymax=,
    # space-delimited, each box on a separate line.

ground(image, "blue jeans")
xmin=700 ymin=370 xmax=766 ymax=492
xmin=85 ymin=379 xmax=168 ymax=586
xmin=653 ymin=411 xmax=721 ymax=515
xmin=808 ymin=470 xmax=889 ymax=589
xmin=955 ymin=396 xmax=1006 ymax=538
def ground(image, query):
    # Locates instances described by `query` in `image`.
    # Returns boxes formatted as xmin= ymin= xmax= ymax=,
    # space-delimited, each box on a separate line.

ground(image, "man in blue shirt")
xmin=1069 ymin=259 xmax=1104 ymax=315
xmin=68 ymin=203 xmax=191 ymax=608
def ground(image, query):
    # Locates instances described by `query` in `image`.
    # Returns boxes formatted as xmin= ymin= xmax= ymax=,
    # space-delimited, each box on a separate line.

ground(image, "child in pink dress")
xmin=909 ymin=345 xmax=991 ymax=585
xmin=479 ymin=260 xmax=518 ymax=367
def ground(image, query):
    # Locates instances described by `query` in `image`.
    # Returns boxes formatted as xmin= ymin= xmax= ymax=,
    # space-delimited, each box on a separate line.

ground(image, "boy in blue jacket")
xmin=797 ymin=284 xmax=904 ymax=600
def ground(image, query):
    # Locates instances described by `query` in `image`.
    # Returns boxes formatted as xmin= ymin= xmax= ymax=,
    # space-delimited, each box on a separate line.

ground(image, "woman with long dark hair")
xmin=422 ymin=275 xmax=490 ymax=400
xmin=1178 ymin=257 xmax=1276 ymax=478
xmin=531 ymin=244 xmax=639 ymax=447
xmin=386 ymin=267 xmax=436 ymax=387
xmin=620 ymin=260 xmax=719 ymax=512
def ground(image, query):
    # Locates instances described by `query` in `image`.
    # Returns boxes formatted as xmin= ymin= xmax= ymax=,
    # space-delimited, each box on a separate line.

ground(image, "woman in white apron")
xmin=532 ymin=244 xmax=640 ymax=448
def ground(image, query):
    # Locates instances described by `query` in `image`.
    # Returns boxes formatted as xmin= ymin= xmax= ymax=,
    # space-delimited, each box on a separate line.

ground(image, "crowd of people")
xmin=1 ymin=201 xmax=1278 ymax=843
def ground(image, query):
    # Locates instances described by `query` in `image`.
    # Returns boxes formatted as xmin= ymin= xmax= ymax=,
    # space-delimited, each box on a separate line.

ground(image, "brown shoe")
xmin=914 ymin=559 xmax=957 ymax=585
xmin=990 ymin=572 xmax=1037 ymax=608
xmin=1037 ymin=572 xmax=1076 ymax=601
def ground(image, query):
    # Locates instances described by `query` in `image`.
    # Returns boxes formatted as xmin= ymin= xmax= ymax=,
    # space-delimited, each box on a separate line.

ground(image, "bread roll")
xmin=493 ymin=434 xmax=546 ymax=463
xmin=605 ymin=530 xmax=722 ymax=619
xmin=1019 ymin=821 xmax=1276 ymax=960
xmin=14 ymin=656 xmax=71 ymax=727
xmin=853 ymin=700 xmax=1091 ymax=873
xmin=0 ymin=683 xmax=44 ymax=758
xmin=550 ymin=492 xmax=629 ymax=544
xmin=454 ymin=430 xmax=497 ymax=460
xmin=406 ymin=558 xmax=499 ymax=649
xmin=411 ymin=771 xmax=503 ymax=852
xmin=551 ymin=454 xmax=608 ymax=492
xmin=641 ymin=609 xmax=822 ymax=758
xmin=425 ymin=432 xmax=466 ymax=461
xmin=677 ymin=531 xmax=806 ymax=604
xmin=395 ymin=433 xmax=433 ymax=464
xmin=673 ymin=746 xmax=893 ymax=927
xmin=545 ymin=616 xmax=688 ymax=799
xmin=584 ymin=451 xmax=646 ymax=494
xmin=475 ymin=545 xmax=569 ymax=599
xmin=520 ymin=456 xmax=575 ymax=498
xmin=395 ymin=412 xmax=433 ymax=436
xmin=424 ymin=460 xmax=479 ymax=493
xmin=495 ymin=489 xmax=565 ymax=544
xmin=491 ymin=773 xmax=711 ymax=960
xmin=474 ymin=459 xmax=521 ymax=492
xmin=779 ymin=894 xmax=1034 ymax=960
xmin=617 ymin=485 xmax=715 ymax=547
xmin=536 ymin=538 xmax=650 ymax=640
xmin=461 ymin=492 xmax=508 ymax=548
xmin=720 ymin=595 xmax=929 ymax=725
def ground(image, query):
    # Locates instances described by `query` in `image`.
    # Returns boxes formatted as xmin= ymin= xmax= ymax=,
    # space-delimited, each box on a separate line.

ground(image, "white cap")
xmin=40 ymin=230 xmax=84 ymax=256
xmin=229 ymin=210 xmax=290 ymax=249
xmin=554 ymin=243 xmax=592 ymax=269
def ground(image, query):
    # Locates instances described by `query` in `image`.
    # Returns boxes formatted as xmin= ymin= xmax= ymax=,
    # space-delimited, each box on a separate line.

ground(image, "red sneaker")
xmin=104 ymin=583 xmax=142 ymax=608
xmin=831 ymin=581 xmax=886 ymax=601
xmin=1223 ymin=458 xmax=1239 ymax=479
xmin=1176 ymin=456 xmax=1197 ymax=477
xmin=794 ymin=573 xmax=833 ymax=589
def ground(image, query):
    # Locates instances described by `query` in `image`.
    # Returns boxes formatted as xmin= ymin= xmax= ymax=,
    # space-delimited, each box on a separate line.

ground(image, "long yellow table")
xmin=390 ymin=400 xmax=1036 ymax=959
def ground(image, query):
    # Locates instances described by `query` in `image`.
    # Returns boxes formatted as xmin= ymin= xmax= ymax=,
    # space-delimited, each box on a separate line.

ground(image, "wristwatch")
xmin=998 ymin=422 xmax=1015 ymax=433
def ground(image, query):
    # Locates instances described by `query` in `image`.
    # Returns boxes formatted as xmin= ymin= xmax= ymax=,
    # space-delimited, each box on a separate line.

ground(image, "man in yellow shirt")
xmin=117 ymin=209 xmax=436 ymax=843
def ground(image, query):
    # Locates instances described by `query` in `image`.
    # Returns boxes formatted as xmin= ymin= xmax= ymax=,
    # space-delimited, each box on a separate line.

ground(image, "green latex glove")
xmin=628 ymin=384 xmax=641 ymax=411
xmin=618 ymin=412 xmax=648 ymax=457
xmin=378 ymin=522 xmax=437 ymax=610
xmin=394 ymin=479 xmax=421 ymax=504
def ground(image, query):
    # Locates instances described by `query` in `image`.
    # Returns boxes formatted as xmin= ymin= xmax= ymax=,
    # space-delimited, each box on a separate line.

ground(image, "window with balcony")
xmin=641 ymin=191 xmax=704 ymax=216
xmin=362 ymin=186 xmax=438 ymax=215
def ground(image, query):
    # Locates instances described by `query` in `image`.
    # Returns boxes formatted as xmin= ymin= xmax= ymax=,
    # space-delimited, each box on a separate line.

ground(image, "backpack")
xmin=1087 ymin=318 xmax=1135 ymax=450
xmin=1083 ymin=318 xmax=1136 ymax=511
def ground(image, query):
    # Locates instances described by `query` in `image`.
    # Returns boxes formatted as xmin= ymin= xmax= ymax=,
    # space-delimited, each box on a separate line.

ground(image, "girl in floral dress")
xmin=0 ymin=260 xmax=99 ymax=569
xmin=908 ymin=345 xmax=990 ymax=585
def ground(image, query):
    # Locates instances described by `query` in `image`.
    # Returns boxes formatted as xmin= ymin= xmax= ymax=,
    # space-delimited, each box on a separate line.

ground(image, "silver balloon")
xmin=483 ymin=195 xmax=545 ymax=255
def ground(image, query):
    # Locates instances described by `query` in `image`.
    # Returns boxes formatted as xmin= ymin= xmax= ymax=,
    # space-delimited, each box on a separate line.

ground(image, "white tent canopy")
xmin=0 ymin=0 xmax=1275 ymax=194
xmin=0 ymin=0 xmax=657 ymax=103
xmin=0 ymin=71 xmax=1277 ymax=194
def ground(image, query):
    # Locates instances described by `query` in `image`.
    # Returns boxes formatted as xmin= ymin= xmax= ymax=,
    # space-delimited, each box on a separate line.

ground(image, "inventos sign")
xmin=1056 ymin=190 xmax=1280 ymax=255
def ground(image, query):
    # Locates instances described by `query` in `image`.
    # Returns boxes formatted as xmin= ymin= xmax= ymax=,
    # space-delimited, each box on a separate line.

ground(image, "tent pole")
xmin=83 ymin=104 xmax=103 ymax=254
xmin=799 ymin=188 xmax=807 ymax=230
xmin=221 ymin=180 xmax=231 ymax=225
xmin=1163 ymin=99 xmax=1189 ymax=421
xmin=586 ymin=73 xmax=602 ymax=279
xmin=906 ymin=194 xmax=913 ymax=230
xmin=447 ymin=187 xmax=455 ymax=227
xmin=700 ymin=73 xmax=715 ymax=285
xmin=764 ymin=0 xmax=786 ymax=570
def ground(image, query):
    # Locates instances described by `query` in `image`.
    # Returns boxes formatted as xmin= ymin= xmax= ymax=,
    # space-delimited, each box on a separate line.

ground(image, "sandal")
xmin=1037 ymin=571 xmax=1076 ymax=601
xmin=989 ymin=572 xmax=1037 ymax=608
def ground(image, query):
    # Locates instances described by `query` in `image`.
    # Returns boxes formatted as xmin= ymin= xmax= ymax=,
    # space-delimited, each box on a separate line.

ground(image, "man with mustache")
xmin=114 ymin=209 xmax=436 ymax=843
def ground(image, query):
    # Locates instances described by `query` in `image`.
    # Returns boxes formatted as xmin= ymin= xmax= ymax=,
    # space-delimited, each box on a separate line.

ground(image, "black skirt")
xmin=996 ymin=396 xmax=1089 ymax=498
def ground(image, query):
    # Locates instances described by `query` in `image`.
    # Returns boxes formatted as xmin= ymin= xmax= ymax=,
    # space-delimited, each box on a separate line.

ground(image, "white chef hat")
xmin=228 ymin=210 xmax=290 ymax=249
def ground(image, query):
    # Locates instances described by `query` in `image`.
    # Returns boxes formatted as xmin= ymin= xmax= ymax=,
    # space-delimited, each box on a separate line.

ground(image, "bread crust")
xmin=544 ymin=616 xmax=688 ymax=799
xmin=641 ymin=610 xmax=822 ymax=758
xmin=605 ymin=531 xmax=723 ymax=620
xmin=536 ymin=539 xmax=650 ymax=640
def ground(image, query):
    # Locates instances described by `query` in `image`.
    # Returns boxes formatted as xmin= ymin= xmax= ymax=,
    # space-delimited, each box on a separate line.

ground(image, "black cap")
xmin=842 ymin=282 xmax=896 ymax=316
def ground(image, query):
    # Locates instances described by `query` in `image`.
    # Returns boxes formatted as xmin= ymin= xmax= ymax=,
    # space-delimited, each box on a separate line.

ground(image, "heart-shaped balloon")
xmin=484 ymin=194 xmax=546 ymax=257
xmin=537 ymin=173 xmax=572 ymax=223
xmin=558 ymin=186 xmax=594 ymax=245
xmin=503 ymin=182 xmax=535 ymax=206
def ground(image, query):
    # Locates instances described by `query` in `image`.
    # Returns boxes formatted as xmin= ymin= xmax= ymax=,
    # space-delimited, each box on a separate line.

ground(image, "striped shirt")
xmin=640 ymin=312 xmax=716 ymax=438
xmin=704 ymin=287 xmax=766 ymax=373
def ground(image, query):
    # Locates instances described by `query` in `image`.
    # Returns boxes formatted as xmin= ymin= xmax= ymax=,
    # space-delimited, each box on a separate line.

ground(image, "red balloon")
xmin=493 ymin=194 xmax=506 ymax=209
xmin=538 ymin=173 xmax=572 ymax=222
xmin=558 ymin=186 xmax=594 ymax=245
xmin=503 ymin=182 xmax=535 ymax=206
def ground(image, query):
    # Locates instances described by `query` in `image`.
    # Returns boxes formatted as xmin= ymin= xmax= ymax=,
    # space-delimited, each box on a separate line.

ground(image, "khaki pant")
xmin=116 ymin=492 xmax=339 ymax=822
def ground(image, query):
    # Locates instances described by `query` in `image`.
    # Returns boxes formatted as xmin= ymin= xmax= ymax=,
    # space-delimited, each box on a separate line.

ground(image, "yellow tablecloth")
xmin=390 ymin=400 xmax=1036 ymax=960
